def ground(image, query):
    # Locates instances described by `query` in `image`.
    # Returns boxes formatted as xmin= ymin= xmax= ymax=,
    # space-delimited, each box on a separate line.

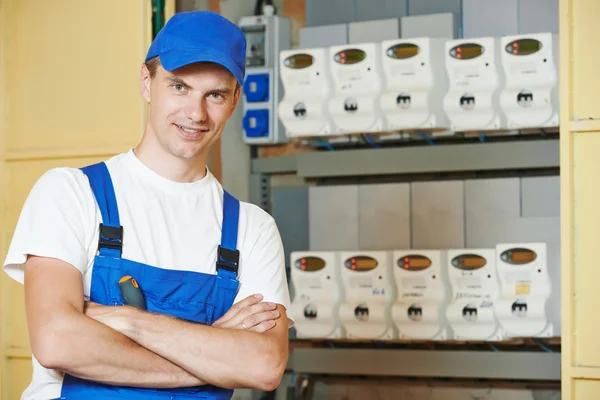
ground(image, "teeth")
xmin=178 ymin=125 xmax=199 ymax=134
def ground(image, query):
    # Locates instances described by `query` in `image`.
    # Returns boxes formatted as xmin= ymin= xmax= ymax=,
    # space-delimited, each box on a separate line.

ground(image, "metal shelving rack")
xmin=286 ymin=337 xmax=561 ymax=381
xmin=252 ymin=138 xmax=559 ymax=178
xmin=249 ymin=136 xmax=561 ymax=395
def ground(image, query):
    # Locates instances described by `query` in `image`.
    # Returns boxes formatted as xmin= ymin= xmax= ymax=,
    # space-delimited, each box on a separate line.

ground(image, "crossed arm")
xmin=24 ymin=256 xmax=289 ymax=391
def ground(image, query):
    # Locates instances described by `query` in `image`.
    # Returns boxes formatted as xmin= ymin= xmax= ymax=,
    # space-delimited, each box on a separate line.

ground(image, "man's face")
xmin=140 ymin=62 xmax=240 ymax=160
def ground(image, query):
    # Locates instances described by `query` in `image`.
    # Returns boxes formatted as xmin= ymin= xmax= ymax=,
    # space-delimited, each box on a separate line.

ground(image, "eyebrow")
xmin=210 ymin=87 xmax=234 ymax=96
xmin=165 ymin=76 xmax=234 ymax=96
xmin=165 ymin=76 xmax=191 ymax=88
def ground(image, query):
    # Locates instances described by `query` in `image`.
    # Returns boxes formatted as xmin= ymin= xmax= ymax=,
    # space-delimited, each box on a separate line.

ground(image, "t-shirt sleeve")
xmin=2 ymin=168 xmax=96 ymax=284
xmin=235 ymin=212 xmax=294 ymax=326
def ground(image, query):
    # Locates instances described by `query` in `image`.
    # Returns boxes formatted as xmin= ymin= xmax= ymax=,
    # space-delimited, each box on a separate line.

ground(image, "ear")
xmin=140 ymin=63 xmax=152 ymax=103
xmin=228 ymin=84 xmax=242 ymax=117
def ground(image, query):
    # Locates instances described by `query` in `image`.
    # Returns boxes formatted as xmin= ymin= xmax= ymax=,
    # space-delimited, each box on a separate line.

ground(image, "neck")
xmin=133 ymin=135 xmax=208 ymax=183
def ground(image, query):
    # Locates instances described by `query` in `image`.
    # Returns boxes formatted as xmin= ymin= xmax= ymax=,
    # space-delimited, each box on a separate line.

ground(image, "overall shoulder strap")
xmin=80 ymin=162 xmax=123 ymax=258
xmin=217 ymin=190 xmax=240 ymax=279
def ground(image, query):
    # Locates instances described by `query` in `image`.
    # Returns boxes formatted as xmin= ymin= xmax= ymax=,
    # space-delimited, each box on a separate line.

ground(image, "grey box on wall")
xmin=407 ymin=0 xmax=461 ymax=17
xmin=496 ymin=217 xmax=560 ymax=250
xmin=309 ymin=185 xmax=359 ymax=250
xmin=462 ymin=0 xmax=519 ymax=38
xmin=465 ymin=178 xmax=521 ymax=248
xmin=518 ymin=0 xmax=559 ymax=34
xmin=411 ymin=180 xmax=465 ymax=249
xmin=355 ymin=0 xmax=408 ymax=22
xmin=299 ymin=24 xmax=349 ymax=49
xmin=272 ymin=187 xmax=310 ymax=267
xmin=305 ymin=0 xmax=356 ymax=27
xmin=348 ymin=18 xmax=400 ymax=44
xmin=521 ymin=176 xmax=560 ymax=218
xmin=358 ymin=183 xmax=411 ymax=251
xmin=401 ymin=12 xmax=456 ymax=39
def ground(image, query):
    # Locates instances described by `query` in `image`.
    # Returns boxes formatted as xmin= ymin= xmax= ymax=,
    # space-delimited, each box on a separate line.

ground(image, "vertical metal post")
xmin=152 ymin=0 xmax=166 ymax=38
xmin=249 ymin=173 xmax=272 ymax=213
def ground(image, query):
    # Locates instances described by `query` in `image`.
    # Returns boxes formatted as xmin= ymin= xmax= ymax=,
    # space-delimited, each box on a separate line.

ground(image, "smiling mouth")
xmin=174 ymin=124 xmax=209 ymax=139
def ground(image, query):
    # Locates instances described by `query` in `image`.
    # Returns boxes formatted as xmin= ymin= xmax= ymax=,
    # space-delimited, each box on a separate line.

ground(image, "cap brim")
xmin=159 ymin=49 xmax=244 ymax=85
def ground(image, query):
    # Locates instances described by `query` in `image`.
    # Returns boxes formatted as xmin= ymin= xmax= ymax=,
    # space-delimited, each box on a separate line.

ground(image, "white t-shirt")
xmin=3 ymin=149 xmax=292 ymax=400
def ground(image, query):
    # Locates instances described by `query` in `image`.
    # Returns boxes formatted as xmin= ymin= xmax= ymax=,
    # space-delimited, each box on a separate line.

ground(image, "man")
xmin=2 ymin=10 xmax=293 ymax=400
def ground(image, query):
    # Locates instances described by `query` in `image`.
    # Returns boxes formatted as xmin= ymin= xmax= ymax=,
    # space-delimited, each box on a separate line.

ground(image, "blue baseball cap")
xmin=145 ymin=11 xmax=246 ymax=85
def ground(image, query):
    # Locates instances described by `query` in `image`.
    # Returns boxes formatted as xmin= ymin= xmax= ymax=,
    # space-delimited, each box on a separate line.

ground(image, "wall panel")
xmin=2 ymin=155 xmax=121 ymax=398
xmin=571 ymin=0 xmax=600 ymax=119
xmin=4 ymin=0 xmax=150 ymax=154
xmin=572 ymin=133 xmax=600 ymax=367
xmin=0 ymin=0 xmax=157 ymax=398
xmin=560 ymin=0 xmax=600 ymax=396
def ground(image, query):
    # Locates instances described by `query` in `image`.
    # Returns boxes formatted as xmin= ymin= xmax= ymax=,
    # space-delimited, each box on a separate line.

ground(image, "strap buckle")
xmin=216 ymin=245 xmax=239 ymax=274
xmin=99 ymin=224 xmax=123 ymax=254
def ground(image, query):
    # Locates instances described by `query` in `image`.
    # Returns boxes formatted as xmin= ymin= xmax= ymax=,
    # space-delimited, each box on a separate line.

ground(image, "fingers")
xmin=220 ymin=301 xmax=278 ymax=329
xmin=241 ymin=309 xmax=280 ymax=332
xmin=212 ymin=294 xmax=263 ymax=326
xmin=248 ymin=319 xmax=277 ymax=333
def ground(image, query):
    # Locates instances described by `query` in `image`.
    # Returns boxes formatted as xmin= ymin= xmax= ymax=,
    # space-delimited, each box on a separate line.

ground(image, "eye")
xmin=173 ymin=84 xmax=185 ymax=91
xmin=210 ymin=93 xmax=223 ymax=99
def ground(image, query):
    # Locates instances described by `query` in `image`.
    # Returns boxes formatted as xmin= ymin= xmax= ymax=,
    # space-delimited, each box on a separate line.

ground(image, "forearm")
xmin=124 ymin=308 xmax=288 ymax=391
xmin=37 ymin=312 xmax=205 ymax=388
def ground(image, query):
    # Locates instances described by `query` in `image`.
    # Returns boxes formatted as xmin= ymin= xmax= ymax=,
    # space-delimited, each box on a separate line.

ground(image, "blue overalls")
xmin=56 ymin=162 xmax=241 ymax=399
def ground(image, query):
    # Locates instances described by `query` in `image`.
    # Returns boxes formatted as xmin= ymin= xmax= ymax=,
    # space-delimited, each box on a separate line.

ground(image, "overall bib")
xmin=55 ymin=162 xmax=241 ymax=400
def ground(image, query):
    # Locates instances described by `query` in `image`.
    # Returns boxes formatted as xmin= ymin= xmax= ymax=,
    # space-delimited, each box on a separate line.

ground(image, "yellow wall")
xmin=561 ymin=0 xmax=600 ymax=398
xmin=0 ymin=1 xmax=174 ymax=398
xmin=0 ymin=1 xmax=6 ymax=396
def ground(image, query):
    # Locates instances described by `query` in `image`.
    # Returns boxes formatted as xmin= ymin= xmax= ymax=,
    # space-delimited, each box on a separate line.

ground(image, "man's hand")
xmin=212 ymin=294 xmax=279 ymax=333
xmin=85 ymin=297 xmax=289 ymax=391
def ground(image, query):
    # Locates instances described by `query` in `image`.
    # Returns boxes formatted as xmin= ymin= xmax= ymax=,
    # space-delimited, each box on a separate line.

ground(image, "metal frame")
xmin=252 ymin=139 xmax=559 ymax=178
xmin=249 ymin=173 xmax=271 ymax=212
xmin=288 ymin=348 xmax=560 ymax=381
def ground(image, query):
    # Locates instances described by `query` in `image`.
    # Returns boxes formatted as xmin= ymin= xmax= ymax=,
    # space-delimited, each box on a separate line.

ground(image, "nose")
xmin=184 ymin=96 xmax=208 ymax=124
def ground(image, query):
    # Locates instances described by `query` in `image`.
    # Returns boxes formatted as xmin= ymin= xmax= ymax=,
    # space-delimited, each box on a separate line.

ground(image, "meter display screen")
xmin=500 ymin=248 xmax=537 ymax=265
xmin=451 ymin=254 xmax=487 ymax=270
xmin=344 ymin=255 xmax=378 ymax=271
xmin=295 ymin=256 xmax=326 ymax=272
xmin=397 ymin=255 xmax=432 ymax=271
xmin=284 ymin=53 xmax=314 ymax=69
xmin=243 ymin=25 xmax=266 ymax=67
xmin=334 ymin=49 xmax=366 ymax=65
xmin=449 ymin=43 xmax=484 ymax=60
xmin=386 ymin=43 xmax=420 ymax=59
xmin=505 ymin=39 xmax=542 ymax=56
